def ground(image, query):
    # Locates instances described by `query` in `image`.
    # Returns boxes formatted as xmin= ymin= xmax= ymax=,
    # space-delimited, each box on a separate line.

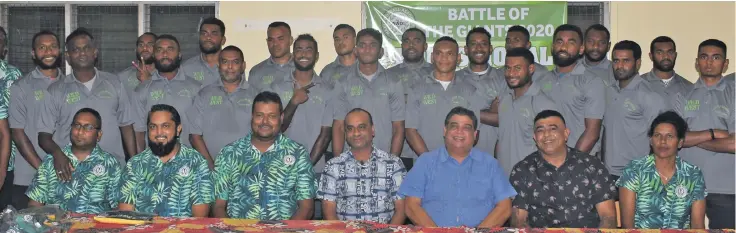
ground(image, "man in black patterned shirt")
xmin=509 ymin=110 xmax=617 ymax=228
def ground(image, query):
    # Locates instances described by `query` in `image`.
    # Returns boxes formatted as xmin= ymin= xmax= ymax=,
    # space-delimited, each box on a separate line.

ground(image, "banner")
xmin=364 ymin=1 xmax=567 ymax=70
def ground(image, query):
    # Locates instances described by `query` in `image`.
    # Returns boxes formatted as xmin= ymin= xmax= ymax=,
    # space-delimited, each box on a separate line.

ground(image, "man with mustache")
xmin=117 ymin=33 xmax=157 ymax=97
xmin=9 ymin=30 xmax=63 ymax=210
xmin=581 ymin=24 xmax=614 ymax=86
xmin=497 ymin=25 xmax=551 ymax=81
xmin=536 ymin=24 xmax=605 ymax=156
xmin=320 ymin=24 xmax=357 ymax=86
xmin=641 ymin=36 xmax=693 ymax=104
xmin=603 ymin=40 xmax=670 ymax=185
xmin=37 ymin=28 xmax=136 ymax=189
xmin=181 ymin=17 xmax=226 ymax=87
xmin=188 ymin=45 xmax=259 ymax=170
xmin=132 ymin=35 xmax=200 ymax=151
xmin=249 ymin=21 xmax=296 ymax=90
xmin=0 ymin=26 xmax=22 ymax=210
xmin=119 ymin=104 xmax=213 ymax=217
xmin=213 ymin=91 xmax=316 ymax=220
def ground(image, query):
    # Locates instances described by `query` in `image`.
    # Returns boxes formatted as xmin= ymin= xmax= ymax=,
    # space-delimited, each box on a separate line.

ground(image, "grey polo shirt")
xmin=187 ymin=79 xmax=260 ymax=159
xmin=116 ymin=66 xmax=144 ymax=98
xmin=9 ymin=67 xmax=62 ymax=185
xmin=248 ymin=57 xmax=296 ymax=91
xmin=132 ymin=70 xmax=201 ymax=146
xmin=497 ymin=81 xmax=558 ymax=175
xmin=385 ymin=60 xmax=433 ymax=94
xmin=319 ymin=57 xmax=357 ymax=86
xmin=677 ymin=77 xmax=735 ymax=195
xmin=603 ymin=75 xmax=671 ymax=176
xmin=334 ymin=64 xmax=405 ymax=153
xmin=539 ymin=61 xmax=606 ymax=153
xmin=406 ymin=73 xmax=486 ymax=154
xmin=494 ymin=62 xmax=551 ymax=84
xmin=581 ymin=58 xmax=614 ymax=87
xmin=725 ymin=72 xmax=734 ymax=81
xmin=265 ymin=72 xmax=336 ymax=173
xmin=641 ymin=69 xmax=694 ymax=106
xmin=36 ymin=69 xmax=134 ymax=165
xmin=457 ymin=67 xmax=506 ymax=156
xmin=181 ymin=54 xmax=220 ymax=87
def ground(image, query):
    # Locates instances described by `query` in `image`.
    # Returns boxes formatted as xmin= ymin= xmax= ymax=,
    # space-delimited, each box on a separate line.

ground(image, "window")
xmin=567 ymin=2 xmax=606 ymax=32
xmin=3 ymin=5 xmax=65 ymax=74
xmin=74 ymin=5 xmax=138 ymax=73
xmin=148 ymin=5 xmax=216 ymax=61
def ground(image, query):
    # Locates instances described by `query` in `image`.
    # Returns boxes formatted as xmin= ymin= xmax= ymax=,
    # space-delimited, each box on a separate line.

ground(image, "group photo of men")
xmin=0 ymin=12 xmax=733 ymax=230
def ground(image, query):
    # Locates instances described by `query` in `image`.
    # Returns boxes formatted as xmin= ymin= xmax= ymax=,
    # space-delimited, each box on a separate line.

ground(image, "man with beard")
xmin=0 ymin=26 xmax=22 ymax=210
xmin=249 ymin=21 xmax=296 ymax=90
xmin=482 ymin=48 xmax=558 ymax=176
xmin=332 ymin=28 xmax=405 ymax=158
xmin=581 ymin=24 xmax=614 ymax=86
xmin=498 ymin=25 xmax=551 ymax=81
xmin=117 ymin=33 xmax=157 ymax=97
xmin=213 ymin=92 xmax=316 ymax=220
xmin=188 ymin=45 xmax=259 ymax=169
xmin=536 ymin=24 xmax=605 ymax=155
xmin=677 ymin=39 xmax=734 ymax=229
xmin=119 ymin=104 xmax=213 ymax=217
xmin=181 ymin=17 xmax=226 ymax=87
xmin=641 ymin=36 xmax=693 ymax=103
xmin=320 ymin=24 xmax=357 ymax=86
xmin=603 ymin=40 xmax=670 ymax=183
xmin=406 ymin=36 xmax=485 ymax=156
xmin=37 ymin=28 xmax=136 ymax=186
xmin=132 ymin=34 xmax=200 ymax=151
xmin=9 ymin=30 xmax=64 ymax=210
xmin=26 ymin=108 xmax=122 ymax=214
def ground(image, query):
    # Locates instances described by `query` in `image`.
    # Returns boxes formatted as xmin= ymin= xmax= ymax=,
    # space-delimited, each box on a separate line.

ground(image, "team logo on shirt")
xmin=451 ymin=96 xmax=465 ymax=106
xmin=34 ymin=90 xmax=44 ymax=101
xmin=675 ymin=185 xmax=688 ymax=198
xmin=178 ymin=89 xmax=192 ymax=98
xmin=623 ymin=98 xmax=637 ymax=112
xmin=194 ymin=72 xmax=204 ymax=81
xmin=66 ymin=92 xmax=80 ymax=104
xmin=282 ymin=91 xmax=294 ymax=103
xmin=237 ymin=98 xmax=252 ymax=107
xmin=283 ymin=155 xmax=296 ymax=166
xmin=332 ymin=73 xmax=342 ymax=81
xmin=422 ymin=94 xmax=436 ymax=105
xmin=151 ymin=90 xmax=164 ymax=101
xmin=97 ymin=89 xmax=114 ymax=99
xmin=313 ymin=95 xmax=323 ymax=104
xmin=178 ymin=165 xmax=191 ymax=177
xmin=92 ymin=164 xmax=106 ymax=176
xmin=542 ymin=82 xmax=553 ymax=91
xmin=520 ymin=108 xmax=531 ymax=119
xmin=684 ymin=100 xmax=700 ymax=112
xmin=210 ymin=96 xmax=223 ymax=105
xmin=127 ymin=76 xmax=139 ymax=87
xmin=398 ymin=74 xmax=410 ymax=83
xmin=713 ymin=105 xmax=730 ymax=118
xmin=263 ymin=76 xmax=274 ymax=85
xmin=350 ymin=86 xmax=363 ymax=96
xmin=378 ymin=87 xmax=388 ymax=96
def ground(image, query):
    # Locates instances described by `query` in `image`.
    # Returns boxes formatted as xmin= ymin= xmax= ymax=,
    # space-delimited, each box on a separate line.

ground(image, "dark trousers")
xmin=11 ymin=185 xmax=29 ymax=210
xmin=706 ymin=194 xmax=735 ymax=229
xmin=0 ymin=171 xmax=13 ymax=210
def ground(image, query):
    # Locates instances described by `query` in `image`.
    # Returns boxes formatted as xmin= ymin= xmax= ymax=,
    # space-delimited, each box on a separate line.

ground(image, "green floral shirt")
xmin=617 ymin=154 xmax=707 ymax=229
xmin=0 ymin=59 xmax=22 ymax=172
xmin=214 ymin=133 xmax=316 ymax=220
xmin=119 ymin=144 xmax=214 ymax=217
xmin=26 ymin=144 xmax=122 ymax=214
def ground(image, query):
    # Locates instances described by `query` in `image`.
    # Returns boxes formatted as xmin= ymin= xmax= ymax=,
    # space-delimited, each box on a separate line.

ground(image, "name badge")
xmin=283 ymin=155 xmax=296 ymax=166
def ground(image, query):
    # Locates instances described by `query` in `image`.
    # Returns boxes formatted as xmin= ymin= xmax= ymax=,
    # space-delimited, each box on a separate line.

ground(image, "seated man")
xmin=318 ymin=108 xmax=407 ymax=224
xmin=213 ymin=91 xmax=316 ymax=220
xmin=509 ymin=110 xmax=617 ymax=228
xmin=26 ymin=108 xmax=122 ymax=214
xmin=118 ymin=104 xmax=213 ymax=217
xmin=399 ymin=107 xmax=516 ymax=228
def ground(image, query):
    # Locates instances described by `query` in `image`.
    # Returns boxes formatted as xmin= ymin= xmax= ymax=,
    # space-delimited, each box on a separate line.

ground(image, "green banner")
xmin=364 ymin=1 xmax=567 ymax=70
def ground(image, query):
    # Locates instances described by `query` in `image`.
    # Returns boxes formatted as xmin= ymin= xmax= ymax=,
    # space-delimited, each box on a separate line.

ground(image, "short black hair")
xmin=294 ymin=33 xmax=318 ymax=53
xmin=356 ymin=28 xmax=383 ymax=47
xmin=268 ymin=21 xmax=292 ymax=34
xmin=534 ymin=110 xmax=566 ymax=126
xmin=506 ymin=47 xmax=535 ymax=65
xmin=648 ymin=111 xmax=688 ymax=140
xmin=698 ymin=39 xmax=727 ymax=57
xmin=253 ymin=91 xmax=283 ymax=114
xmin=465 ymin=27 xmax=491 ymax=46
xmin=444 ymin=106 xmax=478 ymax=130
xmin=136 ymin=32 xmax=158 ymax=45
xmin=585 ymin=24 xmax=610 ymax=41
xmin=435 ymin=36 xmax=459 ymax=51
xmin=402 ymin=28 xmax=426 ymax=42
xmin=155 ymin=34 xmax=180 ymax=51
xmin=650 ymin=36 xmax=676 ymax=53
xmin=334 ymin=24 xmax=356 ymax=35
xmin=200 ymin=17 xmax=226 ymax=35
xmin=613 ymin=40 xmax=642 ymax=60
xmin=507 ymin=25 xmax=530 ymax=42
xmin=32 ymin=30 xmax=60 ymax=50
xmin=147 ymin=104 xmax=181 ymax=127
xmin=65 ymin=28 xmax=95 ymax=50
xmin=0 ymin=26 xmax=6 ymax=45
xmin=345 ymin=108 xmax=374 ymax=126
xmin=220 ymin=45 xmax=244 ymax=60
xmin=73 ymin=108 xmax=102 ymax=129
xmin=553 ymin=24 xmax=583 ymax=42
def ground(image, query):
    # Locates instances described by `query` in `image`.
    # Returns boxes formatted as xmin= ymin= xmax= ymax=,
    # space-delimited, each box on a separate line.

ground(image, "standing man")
xmin=406 ymin=36 xmax=484 ymax=156
xmin=581 ymin=24 xmax=613 ymax=86
xmin=603 ymin=40 xmax=670 ymax=181
xmin=386 ymin=28 xmax=432 ymax=96
xmin=188 ymin=45 xmax=259 ymax=169
xmin=0 ymin=26 xmax=22 ymax=209
xmin=400 ymin=107 xmax=516 ymax=228
xmin=213 ymin=92 xmax=316 ymax=220
xmin=641 ymin=36 xmax=693 ymax=103
xmin=37 ymin=28 xmax=136 ymax=181
xmin=249 ymin=21 xmax=295 ymax=90
xmin=678 ymin=39 xmax=734 ymax=229
xmin=117 ymin=32 xmax=157 ymax=97
xmin=481 ymin=48 xmax=558 ymax=175
xmin=181 ymin=17 xmax=226 ymax=87
xmin=318 ymin=108 xmax=406 ymax=224
xmin=132 ymin=34 xmax=200 ymax=150
xmin=500 ymin=25 xmax=551 ymax=80
xmin=9 ymin=30 xmax=63 ymax=210
xmin=320 ymin=24 xmax=357 ymax=85
xmin=538 ymin=24 xmax=605 ymax=155
xmin=332 ymin=28 xmax=404 ymax=157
